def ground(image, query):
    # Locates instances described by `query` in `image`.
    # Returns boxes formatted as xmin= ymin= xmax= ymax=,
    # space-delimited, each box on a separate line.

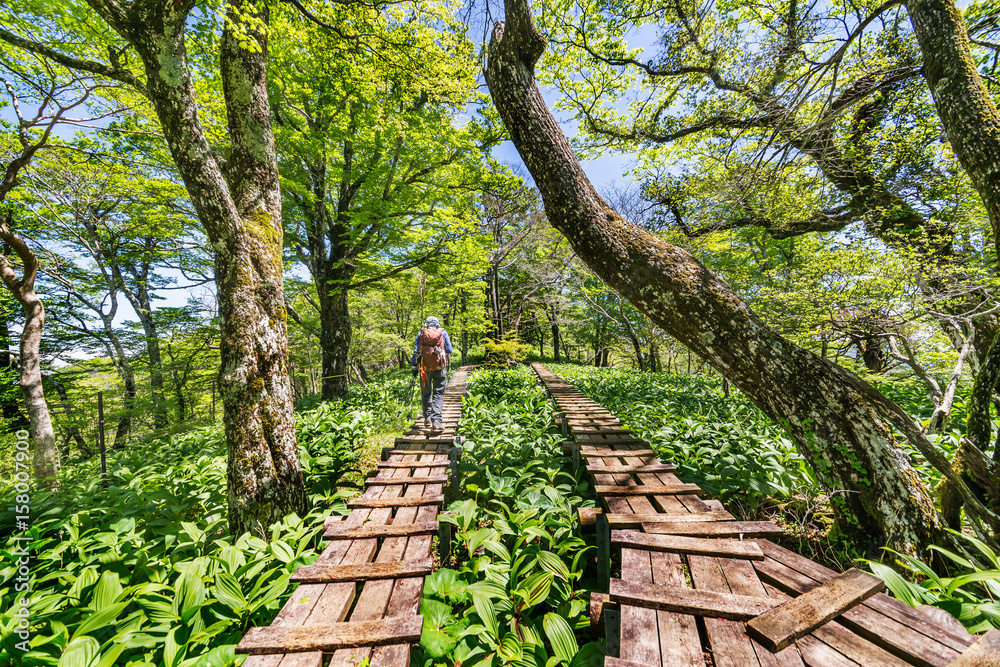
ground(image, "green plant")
xmin=483 ymin=335 xmax=531 ymax=368
xmin=0 ymin=373 xmax=408 ymax=666
xmin=867 ymin=530 xmax=1000 ymax=633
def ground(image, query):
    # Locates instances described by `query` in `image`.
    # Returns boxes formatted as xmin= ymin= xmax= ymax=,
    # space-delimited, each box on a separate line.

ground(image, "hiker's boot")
xmin=424 ymin=417 xmax=431 ymax=429
xmin=433 ymin=420 xmax=443 ymax=431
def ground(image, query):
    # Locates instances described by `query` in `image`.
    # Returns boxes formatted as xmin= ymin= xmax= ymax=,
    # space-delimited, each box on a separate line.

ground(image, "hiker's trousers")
xmin=421 ymin=369 xmax=447 ymax=422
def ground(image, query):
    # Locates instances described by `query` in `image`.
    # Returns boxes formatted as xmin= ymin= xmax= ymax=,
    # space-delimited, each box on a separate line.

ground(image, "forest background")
xmin=4 ymin=0 xmax=1000 ymax=662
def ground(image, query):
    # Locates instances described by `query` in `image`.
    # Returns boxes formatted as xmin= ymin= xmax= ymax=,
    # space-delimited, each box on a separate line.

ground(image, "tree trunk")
xmin=0 ymin=220 xmax=58 ymax=488
xmin=906 ymin=0 xmax=1000 ymax=261
xmin=90 ymin=0 xmax=306 ymax=534
xmin=127 ymin=280 xmax=169 ymax=429
xmin=319 ymin=284 xmax=352 ymax=399
xmin=483 ymin=0 xmax=977 ymax=552
xmin=47 ymin=376 xmax=88 ymax=456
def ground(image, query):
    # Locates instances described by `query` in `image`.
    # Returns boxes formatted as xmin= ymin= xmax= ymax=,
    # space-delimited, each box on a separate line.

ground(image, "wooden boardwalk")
xmin=234 ymin=367 xmax=470 ymax=667
xmin=529 ymin=364 xmax=992 ymax=667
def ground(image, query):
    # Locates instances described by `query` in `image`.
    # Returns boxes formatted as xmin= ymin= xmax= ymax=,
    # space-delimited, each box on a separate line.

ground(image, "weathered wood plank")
xmin=236 ymin=616 xmax=424 ymax=654
xmin=595 ymin=484 xmax=702 ymax=496
xmin=363 ymin=475 xmax=448 ymax=486
xmin=290 ymin=559 xmax=434 ymax=583
xmin=386 ymin=448 xmax=456 ymax=456
xmin=323 ymin=521 xmax=440 ymax=539
xmin=347 ymin=495 xmax=444 ymax=508
xmin=718 ymin=558 xmax=805 ymax=667
xmin=687 ymin=555 xmax=761 ymax=667
xmin=609 ymin=577 xmax=775 ymax=620
xmin=612 ymin=529 xmax=764 ymax=560
xmin=754 ymin=556 xmax=963 ymax=666
xmin=747 ymin=568 xmax=884 ymax=652
xmin=586 ymin=463 xmax=676 ymax=473
xmin=640 ymin=520 xmax=783 ymax=538
xmin=377 ymin=461 xmax=449 ymax=468
xmin=756 ymin=538 xmax=973 ymax=653
xmin=603 ymin=509 xmax=735 ymax=526
xmin=582 ymin=448 xmax=656 ymax=456
xmin=947 ymin=629 xmax=1000 ymax=667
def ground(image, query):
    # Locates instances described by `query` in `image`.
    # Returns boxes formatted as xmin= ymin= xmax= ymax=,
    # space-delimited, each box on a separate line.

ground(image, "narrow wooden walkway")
xmin=529 ymin=364 xmax=990 ymax=667
xmin=235 ymin=367 xmax=470 ymax=667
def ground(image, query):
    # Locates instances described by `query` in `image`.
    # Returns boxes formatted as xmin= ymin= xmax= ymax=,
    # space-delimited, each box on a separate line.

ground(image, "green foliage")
xmin=416 ymin=367 xmax=602 ymax=667
xmin=549 ymin=365 xmax=817 ymax=512
xmin=867 ymin=530 xmax=1000 ymax=633
xmin=0 ymin=376 xmax=405 ymax=666
xmin=483 ymin=336 xmax=532 ymax=368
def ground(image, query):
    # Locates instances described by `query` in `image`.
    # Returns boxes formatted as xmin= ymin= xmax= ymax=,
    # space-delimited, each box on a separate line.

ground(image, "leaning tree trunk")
xmin=483 ymin=0 xmax=993 ymax=553
xmin=87 ymin=0 xmax=307 ymax=534
xmin=0 ymin=219 xmax=58 ymax=488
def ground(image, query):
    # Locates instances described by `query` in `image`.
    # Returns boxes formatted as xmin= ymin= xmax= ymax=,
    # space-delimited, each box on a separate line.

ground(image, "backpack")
xmin=419 ymin=328 xmax=446 ymax=371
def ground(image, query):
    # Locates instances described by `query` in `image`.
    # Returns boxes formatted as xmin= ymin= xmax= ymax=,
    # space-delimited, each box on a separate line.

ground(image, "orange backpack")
xmin=419 ymin=328 xmax=446 ymax=371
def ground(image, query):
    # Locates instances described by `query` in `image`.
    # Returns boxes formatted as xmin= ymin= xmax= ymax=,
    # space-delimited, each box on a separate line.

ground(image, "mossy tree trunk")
xmin=74 ymin=0 xmax=306 ymax=534
xmin=484 ymin=0 xmax=998 ymax=553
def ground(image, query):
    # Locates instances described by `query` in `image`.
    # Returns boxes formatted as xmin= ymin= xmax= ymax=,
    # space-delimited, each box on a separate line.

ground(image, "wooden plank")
xmin=236 ymin=616 xmax=424 ymax=654
xmin=747 ymin=568 xmax=884 ymax=652
xmin=640 ymin=520 xmax=783 ymax=538
xmin=290 ymin=558 xmax=434 ymax=583
xmin=609 ymin=577 xmax=775 ymax=620
xmin=947 ymin=629 xmax=1000 ymax=667
xmin=377 ymin=461 xmax=449 ymax=468
xmin=718 ymin=558 xmax=805 ymax=667
xmin=323 ymin=521 xmax=440 ymax=539
xmin=595 ymin=483 xmax=702 ymax=496
xmin=688 ymin=555 xmax=762 ymax=667
xmin=605 ymin=509 xmax=735 ymax=525
xmin=754 ymin=557 xmax=963 ymax=667
xmin=583 ymin=451 xmax=659 ymax=461
xmin=347 ymin=495 xmax=444 ymax=508
xmin=612 ymin=529 xmax=764 ymax=560
xmin=386 ymin=448 xmax=455 ymax=456
xmin=586 ymin=463 xmax=676 ymax=473
xmin=605 ymin=659 xmax=648 ymax=667
xmin=756 ymin=538 xmax=973 ymax=652
xmin=363 ymin=475 xmax=448 ymax=486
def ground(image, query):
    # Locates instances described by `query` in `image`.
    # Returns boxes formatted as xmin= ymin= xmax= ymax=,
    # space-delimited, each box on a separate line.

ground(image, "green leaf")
xmin=270 ymin=540 xmax=295 ymax=564
xmin=74 ymin=602 xmax=129 ymax=638
xmin=213 ymin=572 xmax=247 ymax=612
xmin=425 ymin=568 xmax=470 ymax=605
xmin=536 ymin=551 xmax=570 ymax=581
xmin=420 ymin=599 xmax=461 ymax=658
xmin=91 ymin=571 xmax=123 ymax=611
xmin=543 ymin=613 xmax=577 ymax=664
xmin=472 ymin=593 xmax=499 ymax=639
xmin=58 ymin=636 xmax=99 ymax=667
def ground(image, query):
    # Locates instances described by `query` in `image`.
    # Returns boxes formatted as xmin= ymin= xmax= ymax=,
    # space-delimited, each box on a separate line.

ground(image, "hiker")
xmin=411 ymin=316 xmax=452 ymax=430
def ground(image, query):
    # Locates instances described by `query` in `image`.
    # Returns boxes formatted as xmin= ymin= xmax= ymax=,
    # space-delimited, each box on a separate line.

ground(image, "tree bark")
xmin=0 ymin=218 xmax=58 ymax=488
xmin=906 ymin=0 xmax=1000 ymax=261
xmin=319 ymin=283 xmax=352 ymax=400
xmin=484 ymin=0 xmax=979 ymax=552
xmin=80 ymin=0 xmax=307 ymax=533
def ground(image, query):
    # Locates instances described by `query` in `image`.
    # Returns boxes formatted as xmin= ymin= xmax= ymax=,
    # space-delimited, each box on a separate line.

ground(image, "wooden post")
xmin=596 ymin=511 xmax=610 ymax=591
xmin=98 ymin=391 xmax=107 ymax=483
xmin=438 ymin=511 xmax=453 ymax=564
xmin=450 ymin=439 xmax=463 ymax=499
xmin=381 ymin=447 xmax=392 ymax=462
xmin=572 ymin=441 xmax=581 ymax=474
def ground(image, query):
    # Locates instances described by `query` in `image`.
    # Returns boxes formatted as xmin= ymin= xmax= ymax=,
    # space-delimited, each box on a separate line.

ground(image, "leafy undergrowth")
xmin=0 ymin=372 xmax=411 ymax=667
xmin=416 ymin=366 xmax=602 ymax=667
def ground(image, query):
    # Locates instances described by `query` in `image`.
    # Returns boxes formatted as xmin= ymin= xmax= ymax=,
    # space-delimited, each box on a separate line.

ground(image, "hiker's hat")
xmin=424 ymin=316 xmax=440 ymax=328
